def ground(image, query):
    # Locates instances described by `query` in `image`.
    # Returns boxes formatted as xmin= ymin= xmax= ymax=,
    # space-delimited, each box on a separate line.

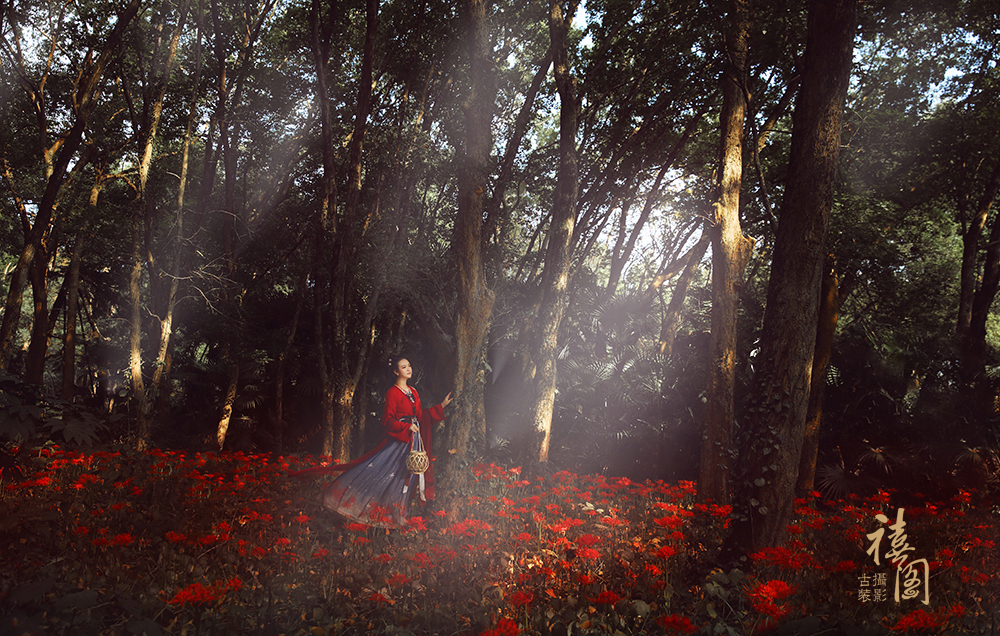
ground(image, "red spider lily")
xmin=889 ymin=605 xmax=964 ymax=632
xmin=509 ymin=590 xmax=534 ymax=607
xmin=548 ymin=519 xmax=573 ymax=534
xmin=747 ymin=579 xmax=796 ymax=603
xmin=110 ymin=533 xmax=134 ymax=546
xmin=165 ymin=579 xmax=241 ymax=606
xmin=375 ymin=553 xmax=393 ymax=564
xmin=515 ymin=532 xmax=532 ymax=543
xmin=591 ymin=590 xmax=621 ymax=605
xmin=450 ymin=521 xmax=472 ymax=537
xmin=166 ymin=531 xmax=186 ymax=544
xmin=568 ymin=546 xmax=596 ymax=560
xmin=655 ymin=545 xmax=678 ymax=559
xmin=575 ymin=533 xmax=601 ymax=547
xmin=347 ymin=522 xmax=368 ymax=533
xmin=410 ymin=552 xmax=432 ymax=568
xmin=369 ymin=592 xmax=394 ymax=605
xmin=406 ymin=516 xmax=428 ymax=532
xmin=386 ymin=573 xmax=409 ymax=586
xmin=480 ymin=617 xmax=520 ymax=636
xmin=657 ymin=614 xmax=697 ymax=634
xmin=313 ymin=548 xmax=330 ymax=558
xmin=746 ymin=579 xmax=796 ymax=622
xmin=749 ymin=545 xmax=814 ymax=570
xmin=431 ymin=546 xmax=457 ymax=562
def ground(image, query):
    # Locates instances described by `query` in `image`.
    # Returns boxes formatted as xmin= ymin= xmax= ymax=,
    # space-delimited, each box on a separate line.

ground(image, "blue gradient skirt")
xmin=320 ymin=439 xmax=418 ymax=527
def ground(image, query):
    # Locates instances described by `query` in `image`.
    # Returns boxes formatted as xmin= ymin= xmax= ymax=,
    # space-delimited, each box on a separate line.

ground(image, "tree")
xmin=699 ymin=0 xmax=754 ymax=506
xmin=437 ymin=0 xmax=496 ymax=493
xmin=723 ymin=0 xmax=857 ymax=557
xmin=527 ymin=0 xmax=580 ymax=463
xmin=320 ymin=0 xmax=380 ymax=461
xmin=126 ymin=0 xmax=191 ymax=449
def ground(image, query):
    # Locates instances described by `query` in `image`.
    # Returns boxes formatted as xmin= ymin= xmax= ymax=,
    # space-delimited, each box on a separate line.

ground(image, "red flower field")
xmin=1 ymin=445 xmax=997 ymax=634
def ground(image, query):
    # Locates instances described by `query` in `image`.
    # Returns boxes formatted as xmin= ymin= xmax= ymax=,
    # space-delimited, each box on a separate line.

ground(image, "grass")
xmin=1 ymin=443 xmax=998 ymax=635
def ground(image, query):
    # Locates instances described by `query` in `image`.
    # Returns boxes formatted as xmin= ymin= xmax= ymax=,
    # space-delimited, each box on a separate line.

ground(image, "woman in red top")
xmin=320 ymin=356 xmax=451 ymax=527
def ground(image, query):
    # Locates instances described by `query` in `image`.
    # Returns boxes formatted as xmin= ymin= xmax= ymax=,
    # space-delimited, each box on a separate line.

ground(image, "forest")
xmin=2 ymin=0 xmax=1000 ymax=559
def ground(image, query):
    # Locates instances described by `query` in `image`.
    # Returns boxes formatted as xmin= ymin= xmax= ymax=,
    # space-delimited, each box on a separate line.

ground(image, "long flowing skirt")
xmin=320 ymin=439 xmax=417 ymax=527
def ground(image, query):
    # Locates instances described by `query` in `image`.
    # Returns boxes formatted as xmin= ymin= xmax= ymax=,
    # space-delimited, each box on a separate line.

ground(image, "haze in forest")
xmin=3 ymin=0 xmax=1000 ymax=555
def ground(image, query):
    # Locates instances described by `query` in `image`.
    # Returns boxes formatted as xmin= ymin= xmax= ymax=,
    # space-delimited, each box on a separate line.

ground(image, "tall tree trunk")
xmin=958 ymin=157 xmax=1000 ymax=415
xmin=275 ymin=276 xmax=305 ymax=453
xmin=215 ymin=353 xmax=240 ymax=450
xmin=310 ymin=0 xmax=338 ymax=460
xmin=127 ymin=205 xmax=148 ymax=446
xmin=24 ymin=237 xmax=51 ymax=385
xmin=721 ymin=0 xmax=856 ymax=559
xmin=796 ymin=255 xmax=840 ymax=493
xmin=657 ymin=233 xmax=710 ymax=357
xmin=61 ymin=221 xmax=93 ymax=402
xmin=438 ymin=0 xmax=496 ymax=496
xmin=323 ymin=0 xmax=378 ymax=462
xmin=155 ymin=5 xmax=203 ymax=426
xmin=209 ymin=0 xmax=259 ymax=451
xmin=528 ymin=0 xmax=580 ymax=464
xmin=129 ymin=0 xmax=190 ymax=449
xmin=700 ymin=0 xmax=753 ymax=505
xmin=956 ymin=156 xmax=1000 ymax=340
xmin=0 ymin=0 xmax=141 ymax=371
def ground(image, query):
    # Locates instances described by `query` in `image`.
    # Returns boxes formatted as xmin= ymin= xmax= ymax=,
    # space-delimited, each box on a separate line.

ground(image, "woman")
xmin=318 ymin=356 xmax=451 ymax=527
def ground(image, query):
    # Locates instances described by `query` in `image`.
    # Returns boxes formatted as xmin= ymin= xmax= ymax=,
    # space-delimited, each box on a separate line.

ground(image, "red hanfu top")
xmin=291 ymin=385 xmax=446 ymax=500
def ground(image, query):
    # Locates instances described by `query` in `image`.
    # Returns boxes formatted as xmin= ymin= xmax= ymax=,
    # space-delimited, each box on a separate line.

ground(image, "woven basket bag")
xmin=405 ymin=430 xmax=429 ymax=474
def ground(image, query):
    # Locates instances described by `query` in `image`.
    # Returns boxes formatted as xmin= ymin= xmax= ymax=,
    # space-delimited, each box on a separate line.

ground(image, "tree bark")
xmin=721 ymin=0 xmax=856 ymax=559
xmin=275 ymin=275 xmax=306 ymax=453
xmin=310 ymin=0 xmax=338 ymax=460
xmin=957 ymin=155 xmax=1000 ymax=414
xmin=796 ymin=255 xmax=840 ymax=493
xmin=700 ymin=0 xmax=753 ymax=505
xmin=528 ymin=0 xmax=580 ymax=464
xmin=956 ymin=155 xmax=1000 ymax=340
xmin=438 ymin=0 xmax=496 ymax=496
xmin=61 ymin=187 xmax=98 ymax=402
xmin=322 ymin=0 xmax=379 ymax=462
xmin=23 ymin=236 xmax=51 ymax=385
xmin=154 ymin=4 xmax=203 ymax=426
xmin=657 ymin=233 xmax=710 ymax=357
xmin=129 ymin=0 xmax=190 ymax=449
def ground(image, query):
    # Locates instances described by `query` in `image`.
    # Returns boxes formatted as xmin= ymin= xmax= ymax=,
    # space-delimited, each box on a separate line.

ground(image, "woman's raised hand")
xmin=440 ymin=392 xmax=453 ymax=409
